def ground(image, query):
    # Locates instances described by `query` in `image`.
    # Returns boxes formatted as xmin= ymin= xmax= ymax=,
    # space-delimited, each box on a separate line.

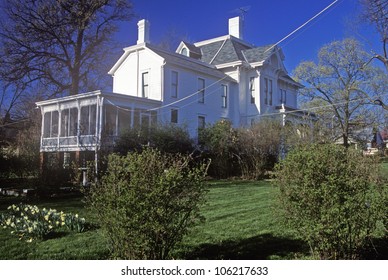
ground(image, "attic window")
xmin=180 ymin=47 xmax=188 ymax=56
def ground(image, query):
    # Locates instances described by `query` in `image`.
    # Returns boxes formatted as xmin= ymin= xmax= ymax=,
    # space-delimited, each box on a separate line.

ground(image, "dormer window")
xmin=176 ymin=42 xmax=201 ymax=59
xmin=180 ymin=47 xmax=188 ymax=56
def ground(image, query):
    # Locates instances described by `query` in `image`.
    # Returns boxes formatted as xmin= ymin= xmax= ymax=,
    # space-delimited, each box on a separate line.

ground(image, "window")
xmin=280 ymin=89 xmax=287 ymax=104
xmin=197 ymin=116 xmax=206 ymax=144
xmin=43 ymin=111 xmax=59 ymax=138
xmin=80 ymin=105 xmax=96 ymax=136
xmin=171 ymin=109 xmax=178 ymax=124
xmin=171 ymin=71 xmax=178 ymax=98
xmin=198 ymin=116 xmax=205 ymax=130
xmin=249 ymin=77 xmax=255 ymax=104
xmin=181 ymin=47 xmax=188 ymax=56
xmin=221 ymin=84 xmax=228 ymax=108
xmin=198 ymin=78 xmax=205 ymax=103
xmin=142 ymin=72 xmax=149 ymax=98
xmin=269 ymin=79 xmax=273 ymax=106
xmin=60 ymin=108 xmax=78 ymax=137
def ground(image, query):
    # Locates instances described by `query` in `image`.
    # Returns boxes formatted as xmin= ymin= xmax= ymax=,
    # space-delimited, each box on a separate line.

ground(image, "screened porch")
xmin=36 ymin=91 xmax=161 ymax=152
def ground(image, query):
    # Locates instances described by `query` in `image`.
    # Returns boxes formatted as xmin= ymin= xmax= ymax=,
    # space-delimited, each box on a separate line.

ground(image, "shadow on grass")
xmin=362 ymin=237 xmax=388 ymax=260
xmin=180 ymin=233 xmax=309 ymax=260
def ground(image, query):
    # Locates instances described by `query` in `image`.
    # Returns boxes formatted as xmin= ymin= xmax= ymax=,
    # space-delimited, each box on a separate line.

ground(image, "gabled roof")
xmin=181 ymin=41 xmax=201 ymax=55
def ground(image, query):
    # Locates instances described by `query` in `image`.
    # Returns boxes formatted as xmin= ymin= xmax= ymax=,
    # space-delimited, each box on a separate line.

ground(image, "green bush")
xmin=198 ymin=120 xmax=239 ymax=178
xmin=87 ymin=147 xmax=209 ymax=259
xmin=114 ymin=124 xmax=194 ymax=155
xmin=236 ymin=120 xmax=282 ymax=179
xmin=274 ymin=144 xmax=387 ymax=259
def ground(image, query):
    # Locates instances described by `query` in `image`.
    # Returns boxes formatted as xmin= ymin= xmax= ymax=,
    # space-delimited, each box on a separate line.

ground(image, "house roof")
xmin=181 ymin=41 xmax=201 ymax=55
xmin=147 ymin=45 xmax=237 ymax=82
xmin=242 ymin=45 xmax=275 ymax=63
xmin=194 ymin=36 xmax=276 ymax=66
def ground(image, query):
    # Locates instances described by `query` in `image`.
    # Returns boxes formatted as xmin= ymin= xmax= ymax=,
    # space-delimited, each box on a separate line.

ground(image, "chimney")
xmin=228 ymin=16 xmax=242 ymax=39
xmin=137 ymin=19 xmax=150 ymax=44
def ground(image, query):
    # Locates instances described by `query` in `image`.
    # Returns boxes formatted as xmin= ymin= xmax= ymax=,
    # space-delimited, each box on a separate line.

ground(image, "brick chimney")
xmin=137 ymin=19 xmax=150 ymax=44
xmin=228 ymin=16 xmax=242 ymax=39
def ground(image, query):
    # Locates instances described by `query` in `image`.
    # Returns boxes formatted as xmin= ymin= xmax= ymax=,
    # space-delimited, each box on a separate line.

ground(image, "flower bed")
xmin=0 ymin=203 xmax=86 ymax=242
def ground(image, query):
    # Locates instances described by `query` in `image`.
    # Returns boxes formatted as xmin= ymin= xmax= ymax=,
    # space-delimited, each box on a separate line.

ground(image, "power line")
xmin=246 ymin=92 xmax=388 ymax=119
xmin=264 ymin=0 xmax=339 ymax=54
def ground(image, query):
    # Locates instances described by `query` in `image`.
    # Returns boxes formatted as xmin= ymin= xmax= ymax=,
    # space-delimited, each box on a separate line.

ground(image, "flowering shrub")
xmin=0 ymin=203 xmax=86 ymax=242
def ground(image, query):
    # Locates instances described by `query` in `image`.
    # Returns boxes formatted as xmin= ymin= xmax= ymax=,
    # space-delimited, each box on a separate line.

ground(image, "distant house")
xmin=35 ymin=16 xmax=308 ymax=169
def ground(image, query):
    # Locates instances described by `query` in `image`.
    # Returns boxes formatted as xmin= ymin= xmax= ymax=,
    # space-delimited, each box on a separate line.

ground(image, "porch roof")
xmin=35 ymin=90 xmax=162 ymax=108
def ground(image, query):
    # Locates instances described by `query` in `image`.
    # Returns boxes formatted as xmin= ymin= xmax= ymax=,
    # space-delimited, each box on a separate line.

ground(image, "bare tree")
xmin=360 ymin=0 xmax=388 ymax=71
xmin=0 ymin=0 xmax=133 ymax=98
xmin=294 ymin=38 xmax=388 ymax=147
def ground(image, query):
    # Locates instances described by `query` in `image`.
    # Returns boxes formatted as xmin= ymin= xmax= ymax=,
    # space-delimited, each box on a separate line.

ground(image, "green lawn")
xmin=0 ymin=180 xmax=309 ymax=260
xmin=1 ymin=174 xmax=387 ymax=260
xmin=176 ymin=180 xmax=308 ymax=259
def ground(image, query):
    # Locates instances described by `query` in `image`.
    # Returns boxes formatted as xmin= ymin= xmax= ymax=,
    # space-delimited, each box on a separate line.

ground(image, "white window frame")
xmin=249 ymin=77 xmax=255 ymax=104
xmin=221 ymin=84 xmax=228 ymax=108
xmin=141 ymin=71 xmax=149 ymax=98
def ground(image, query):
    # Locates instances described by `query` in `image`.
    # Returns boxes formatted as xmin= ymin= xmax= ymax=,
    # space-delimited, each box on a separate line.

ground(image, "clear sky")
xmin=115 ymin=0 xmax=381 ymax=73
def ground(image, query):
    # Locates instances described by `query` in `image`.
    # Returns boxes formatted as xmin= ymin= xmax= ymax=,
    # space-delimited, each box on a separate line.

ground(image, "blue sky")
xmin=116 ymin=0 xmax=381 ymax=73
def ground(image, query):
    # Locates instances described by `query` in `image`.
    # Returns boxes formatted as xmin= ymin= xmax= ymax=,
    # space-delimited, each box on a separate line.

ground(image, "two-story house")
xmin=36 ymin=16 xmax=305 ymax=170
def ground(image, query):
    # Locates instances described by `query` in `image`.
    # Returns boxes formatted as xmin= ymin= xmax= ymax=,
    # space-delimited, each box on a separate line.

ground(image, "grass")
xmin=0 ymin=196 xmax=109 ymax=260
xmin=0 ymin=180 xmax=309 ymax=260
xmin=1 ymin=170 xmax=387 ymax=260
xmin=176 ymin=180 xmax=308 ymax=259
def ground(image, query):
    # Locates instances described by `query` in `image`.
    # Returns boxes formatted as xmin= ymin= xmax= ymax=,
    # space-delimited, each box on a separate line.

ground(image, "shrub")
xmin=87 ymin=147 xmax=209 ymax=259
xmin=274 ymin=144 xmax=387 ymax=259
xmin=0 ymin=204 xmax=86 ymax=242
xmin=198 ymin=120 xmax=239 ymax=178
xmin=236 ymin=120 xmax=282 ymax=179
xmin=114 ymin=124 xmax=194 ymax=155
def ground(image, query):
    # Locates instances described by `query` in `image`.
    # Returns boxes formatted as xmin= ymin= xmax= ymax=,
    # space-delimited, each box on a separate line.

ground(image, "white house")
xmin=36 ymin=16 xmax=306 ymax=169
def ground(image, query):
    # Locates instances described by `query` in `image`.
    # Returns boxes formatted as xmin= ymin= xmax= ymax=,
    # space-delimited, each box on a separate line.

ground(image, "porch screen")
xmin=43 ymin=111 xmax=59 ymax=137
xmin=80 ymin=105 xmax=96 ymax=135
xmin=118 ymin=108 xmax=131 ymax=134
xmin=60 ymin=107 xmax=78 ymax=137
xmin=104 ymin=105 xmax=117 ymax=136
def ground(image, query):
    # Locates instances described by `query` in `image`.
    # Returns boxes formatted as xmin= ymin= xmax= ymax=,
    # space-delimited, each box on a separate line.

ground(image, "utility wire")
xmin=245 ymin=92 xmax=388 ymax=119
xmin=264 ymin=0 xmax=339 ymax=53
